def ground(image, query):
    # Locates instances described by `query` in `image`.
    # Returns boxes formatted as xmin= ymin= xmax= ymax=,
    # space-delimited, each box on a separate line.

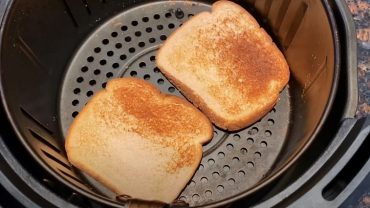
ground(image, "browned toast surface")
xmin=157 ymin=1 xmax=290 ymax=130
xmin=65 ymin=78 xmax=213 ymax=203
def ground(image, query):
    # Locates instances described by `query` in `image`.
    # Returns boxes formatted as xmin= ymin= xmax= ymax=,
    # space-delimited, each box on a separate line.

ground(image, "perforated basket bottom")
xmin=59 ymin=1 xmax=291 ymax=206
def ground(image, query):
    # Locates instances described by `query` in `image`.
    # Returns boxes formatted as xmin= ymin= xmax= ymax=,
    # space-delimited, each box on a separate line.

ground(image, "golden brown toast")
xmin=156 ymin=1 xmax=290 ymax=131
xmin=65 ymin=78 xmax=213 ymax=203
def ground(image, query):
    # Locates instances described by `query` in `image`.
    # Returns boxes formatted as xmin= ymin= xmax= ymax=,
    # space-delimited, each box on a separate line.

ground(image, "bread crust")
xmin=65 ymin=78 xmax=213 ymax=203
xmin=157 ymin=1 xmax=289 ymax=131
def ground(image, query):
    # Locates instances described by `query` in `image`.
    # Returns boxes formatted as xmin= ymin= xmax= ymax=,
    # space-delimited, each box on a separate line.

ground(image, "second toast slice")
xmin=157 ymin=1 xmax=290 ymax=131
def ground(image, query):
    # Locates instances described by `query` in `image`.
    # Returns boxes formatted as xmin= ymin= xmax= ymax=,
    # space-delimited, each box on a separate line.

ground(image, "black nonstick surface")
xmin=0 ymin=0 xmax=338 ymax=207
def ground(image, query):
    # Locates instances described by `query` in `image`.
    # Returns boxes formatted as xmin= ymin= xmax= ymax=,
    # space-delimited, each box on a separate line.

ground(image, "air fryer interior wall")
xmin=0 ymin=0 xmax=336 ymax=206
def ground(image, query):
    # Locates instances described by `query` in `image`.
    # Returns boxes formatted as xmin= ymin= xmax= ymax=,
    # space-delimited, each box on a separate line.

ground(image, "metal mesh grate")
xmin=59 ymin=1 xmax=291 ymax=206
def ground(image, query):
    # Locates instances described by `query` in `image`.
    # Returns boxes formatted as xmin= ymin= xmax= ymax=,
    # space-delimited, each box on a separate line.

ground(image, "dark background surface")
xmin=330 ymin=1 xmax=370 ymax=205
xmin=346 ymin=0 xmax=370 ymax=117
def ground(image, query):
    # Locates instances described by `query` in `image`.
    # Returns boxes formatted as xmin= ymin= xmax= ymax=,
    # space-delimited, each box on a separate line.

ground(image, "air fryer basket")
xmin=0 ymin=0 xmax=338 ymax=207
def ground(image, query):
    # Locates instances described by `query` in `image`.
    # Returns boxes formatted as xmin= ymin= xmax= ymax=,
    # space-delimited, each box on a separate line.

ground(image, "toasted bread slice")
xmin=65 ymin=78 xmax=213 ymax=203
xmin=156 ymin=1 xmax=289 ymax=131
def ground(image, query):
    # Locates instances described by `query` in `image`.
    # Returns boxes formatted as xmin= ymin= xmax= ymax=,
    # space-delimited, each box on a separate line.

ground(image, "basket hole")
xmin=131 ymin=20 xmax=138 ymax=26
xmin=168 ymin=87 xmax=175 ymax=93
xmin=100 ymin=60 xmax=107 ymax=65
xmin=217 ymin=185 xmax=224 ymax=192
xmin=218 ymin=152 xmax=225 ymax=159
xmin=115 ymin=43 xmax=122 ymax=49
xmin=165 ymin=12 xmax=172 ymax=18
xmin=153 ymin=67 xmax=160 ymax=73
xmin=189 ymin=180 xmax=196 ymax=187
xmin=212 ymin=172 xmax=220 ymax=178
xmin=232 ymin=157 xmax=240 ymax=163
xmin=142 ymin=17 xmax=149 ymax=22
xmin=129 ymin=47 xmax=135 ymax=53
xmin=89 ymin=80 xmax=96 ymax=86
xmin=149 ymin=38 xmax=156 ymax=43
xmin=247 ymin=161 xmax=255 ymax=168
xmin=265 ymin=130 xmax=272 ymax=137
xmin=144 ymin=74 xmax=150 ymax=80
xmin=112 ymin=63 xmax=119 ymax=69
xmin=199 ymin=164 xmax=204 ymax=170
xmin=188 ymin=14 xmax=194 ymax=18
xmin=138 ymin=42 xmax=145 ymax=47
xmin=73 ymin=88 xmax=81 ymax=94
xmin=125 ymin=36 xmax=131 ymax=42
xmin=139 ymin=62 xmax=146 ymax=68
xmin=107 ymin=51 xmax=114 ymax=56
xmin=42 ymin=150 xmax=70 ymax=169
xmin=248 ymin=127 xmax=259 ymax=135
xmin=111 ymin=32 xmax=118 ymax=37
xmin=255 ymin=151 xmax=262 ymax=158
xmin=240 ymin=148 xmax=248 ymax=155
xmin=72 ymin=111 xmax=79 ymax=118
xmin=135 ymin=31 xmax=141 ymax=37
xmin=228 ymin=178 xmax=235 ymax=185
xmin=120 ymin=54 xmax=127 ymax=60
xmin=146 ymin=27 xmax=152 ymax=33
xmin=94 ymin=69 xmax=101 ymax=75
xmin=87 ymin=56 xmax=94 ymax=62
xmin=157 ymin=25 xmax=163 ymax=30
xmin=247 ymin=137 xmax=254 ymax=144
xmin=205 ymin=190 xmax=212 ymax=197
xmin=157 ymin=79 xmax=164 ymax=84
xmin=207 ymin=158 xmax=215 ymax=166
xmin=153 ymin=14 xmax=160 ymax=19
xmin=130 ymin=71 xmax=137 ymax=77
xmin=94 ymin=47 xmax=101 ymax=53
xmin=106 ymin=72 xmax=113 ymax=78
xmin=192 ymin=194 xmax=200 ymax=201
xmin=121 ymin=25 xmax=128 ymax=31
xmin=261 ymin=141 xmax=267 ymax=147
xmin=102 ymin=39 xmax=109 ymax=45
xmin=72 ymin=100 xmax=79 ymax=106
xmin=271 ymin=108 xmax=276 ymax=113
xmin=226 ymin=143 xmax=234 ymax=151
xmin=76 ymin=77 xmax=84 ymax=83
xmin=268 ymin=119 xmax=275 ymax=126
xmin=238 ymin=170 xmax=245 ymax=177
xmin=233 ymin=134 xmax=240 ymax=141
xmin=175 ymin=9 xmax=184 ymax=19
xmin=86 ymin=91 xmax=94 ymax=97
xmin=30 ymin=130 xmax=60 ymax=153
xmin=223 ymin=165 xmax=230 ymax=172
xmin=81 ymin=66 xmax=88 ymax=72
xmin=160 ymin=35 xmax=167 ymax=41
xmin=214 ymin=131 xmax=218 ymax=136
xmin=150 ymin=56 xmax=155 ymax=62
xmin=201 ymin=177 xmax=208 ymax=183
xmin=168 ymin=23 xmax=175 ymax=29
xmin=102 ymin=82 xmax=107 ymax=88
